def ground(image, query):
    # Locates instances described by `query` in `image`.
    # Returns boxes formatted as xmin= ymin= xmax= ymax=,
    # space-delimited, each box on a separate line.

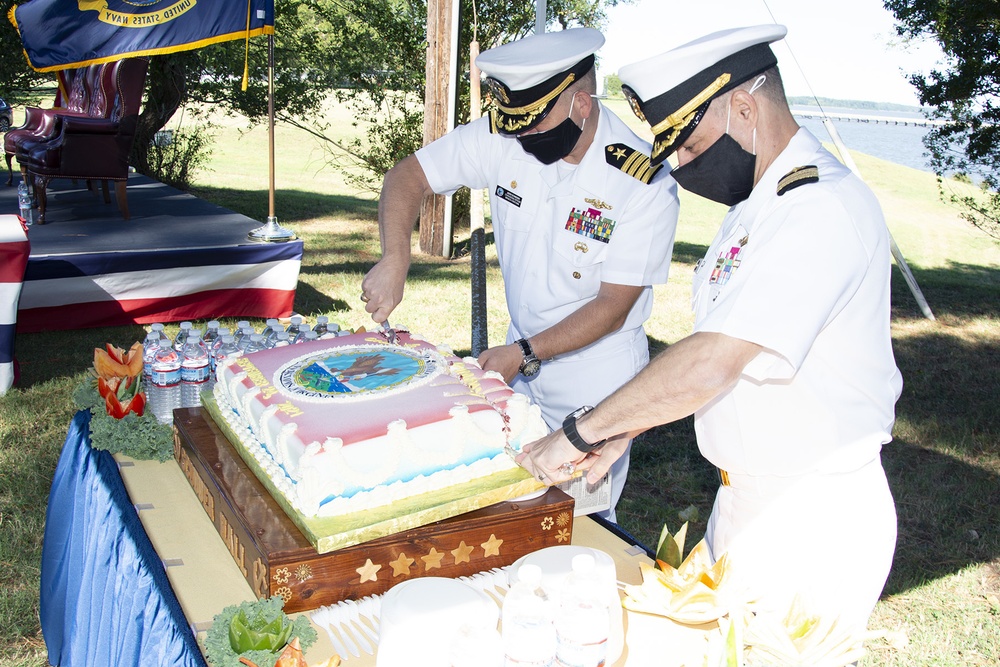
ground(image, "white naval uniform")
xmin=417 ymin=106 xmax=679 ymax=518
xmin=691 ymin=128 xmax=903 ymax=631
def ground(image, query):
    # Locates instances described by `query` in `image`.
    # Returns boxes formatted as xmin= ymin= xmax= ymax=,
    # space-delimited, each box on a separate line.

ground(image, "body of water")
xmin=791 ymin=105 xmax=934 ymax=174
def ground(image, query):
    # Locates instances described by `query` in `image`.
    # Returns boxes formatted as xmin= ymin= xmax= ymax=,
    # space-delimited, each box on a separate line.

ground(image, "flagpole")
xmin=249 ymin=29 xmax=295 ymax=242
xmin=268 ymin=30 xmax=276 ymax=220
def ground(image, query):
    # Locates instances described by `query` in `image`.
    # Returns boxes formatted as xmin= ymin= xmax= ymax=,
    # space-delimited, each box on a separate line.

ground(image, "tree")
xmin=604 ymin=73 xmax=622 ymax=98
xmin=0 ymin=2 xmax=50 ymax=103
xmin=296 ymin=0 xmax=634 ymax=194
xmin=885 ymin=0 xmax=1000 ymax=240
xmin=0 ymin=0 xmax=633 ymax=193
xmin=131 ymin=1 xmax=339 ymax=178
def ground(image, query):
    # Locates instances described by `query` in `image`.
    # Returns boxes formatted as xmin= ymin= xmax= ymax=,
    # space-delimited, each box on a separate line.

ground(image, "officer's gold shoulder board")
xmin=605 ymin=143 xmax=661 ymax=184
xmin=777 ymin=165 xmax=819 ymax=196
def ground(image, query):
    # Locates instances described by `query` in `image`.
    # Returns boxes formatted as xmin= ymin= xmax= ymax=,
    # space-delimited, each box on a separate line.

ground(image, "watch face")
xmin=521 ymin=358 xmax=542 ymax=377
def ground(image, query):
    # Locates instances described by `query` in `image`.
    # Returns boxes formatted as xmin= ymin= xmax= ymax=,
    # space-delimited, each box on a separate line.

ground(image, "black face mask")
xmin=671 ymin=133 xmax=756 ymax=206
xmin=517 ymin=115 xmax=583 ymax=165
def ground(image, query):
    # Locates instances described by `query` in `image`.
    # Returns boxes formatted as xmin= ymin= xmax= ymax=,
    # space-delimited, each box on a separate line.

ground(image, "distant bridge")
xmin=791 ymin=110 xmax=945 ymax=127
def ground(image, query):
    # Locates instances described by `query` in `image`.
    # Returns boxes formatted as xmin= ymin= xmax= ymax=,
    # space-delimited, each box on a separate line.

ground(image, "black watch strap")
xmin=563 ymin=406 xmax=607 ymax=453
xmin=515 ymin=338 xmax=534 ymax=359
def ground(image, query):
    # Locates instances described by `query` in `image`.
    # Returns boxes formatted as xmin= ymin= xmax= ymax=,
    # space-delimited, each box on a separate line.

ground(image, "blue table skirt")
xmin=40 ymin=410 xmax=207 ymax=667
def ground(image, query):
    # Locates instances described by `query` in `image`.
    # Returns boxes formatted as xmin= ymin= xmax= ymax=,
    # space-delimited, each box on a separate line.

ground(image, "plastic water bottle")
xmin=235 ymin=325 xmax=255 ymax=351
xmin=260 ymin=321 xmax=277 ymax=347
xmin=173 ymin=321 xmax=193 ymax=351
xmin=244 ymin=333 xmax=266 ymax=354
xmin=555 ymin=555 xmax=609 ymax=667
xmin=142 ymin=331 xmax=160 ymax=378
xmin=234 ymin=320 xmax=252 ymax=347
xmin=213 ymin=334 xmax=240 ymax=371
xmin=263 ymin=323 xmax=284 ymax=348
xmin=292 ymin=323 xmax=312 ymax=344
xmin=180 ymin=329 xmax=210 ymax=384
xmin=272 ymin=331 xmax=291 ymax=347
xmin=286 ymin=315 xmax=303 ymax=339
xmin=203 ymin=320 xmax=221 ymax=350
xmin=151 ymin=339 xmax=181 ymax=387
xmin=313 ymin=316 xmax=330 ymax=338
xmin=150 ymin=322 xmax=169 ymax=343
xmin=209 ymin=326 xmax=231 ymax=372
xmin=18 ymin=182 xmax=32 ymax=225
xmin=236 ymin=329 xmax=255 ymax=353
xmin=502 ymin=563 xmax=557 ymax=667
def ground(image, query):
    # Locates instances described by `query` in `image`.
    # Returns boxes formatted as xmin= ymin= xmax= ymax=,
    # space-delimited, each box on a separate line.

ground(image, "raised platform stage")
xmin=3 ymin=172 xmax=302 ymax=333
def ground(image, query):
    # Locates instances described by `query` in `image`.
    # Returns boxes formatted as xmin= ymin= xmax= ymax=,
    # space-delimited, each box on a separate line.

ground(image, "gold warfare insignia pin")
xmin=584 ymin=197 xmax=612 ymax=210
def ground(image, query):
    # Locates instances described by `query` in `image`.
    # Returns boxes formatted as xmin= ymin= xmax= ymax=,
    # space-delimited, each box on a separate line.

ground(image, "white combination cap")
xmin=618 ymin=24 xmax=787 ymax=164
xmin=476 ymin=27 xmax=605 ymax=135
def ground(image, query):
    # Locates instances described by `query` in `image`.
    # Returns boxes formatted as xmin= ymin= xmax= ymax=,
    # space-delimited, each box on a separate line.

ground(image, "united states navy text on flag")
xmin=10 ymin=0 xmax=274 ymax=72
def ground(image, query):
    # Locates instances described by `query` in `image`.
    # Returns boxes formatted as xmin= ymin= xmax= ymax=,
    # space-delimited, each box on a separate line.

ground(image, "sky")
xmin=595 ymin=0 xmax=946 ymax=106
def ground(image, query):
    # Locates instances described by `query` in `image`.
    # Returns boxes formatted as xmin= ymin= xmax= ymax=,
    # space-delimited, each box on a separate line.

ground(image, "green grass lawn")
xmin=1 ymin=100 xmax=998 ymax=666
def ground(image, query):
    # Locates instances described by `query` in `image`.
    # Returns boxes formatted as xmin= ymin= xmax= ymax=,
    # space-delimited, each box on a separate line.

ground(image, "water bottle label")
xmin=555 ymin=637 xmax=606 ymax=667
xmin=181 ymin=363 xmax=210 ymax=383
xmin=151 ymin=368 xmax=181 ymax=387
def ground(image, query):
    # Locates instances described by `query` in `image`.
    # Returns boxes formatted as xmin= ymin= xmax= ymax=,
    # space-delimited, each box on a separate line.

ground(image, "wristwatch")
xmin=563 ymin=406 xmax=607 ymax=453
xmin=516 ymin=338 xmax=541 ymax=377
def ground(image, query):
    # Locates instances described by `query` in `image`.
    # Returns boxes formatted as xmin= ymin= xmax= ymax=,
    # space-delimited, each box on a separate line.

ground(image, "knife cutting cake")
xmin=209 ymin=328 xmax=549 ymax=524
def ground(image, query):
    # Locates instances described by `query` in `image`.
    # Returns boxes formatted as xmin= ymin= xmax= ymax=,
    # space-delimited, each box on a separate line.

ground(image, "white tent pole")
xmin=754 ymin=0 xmax=934 ymax=320
xmin=822 ymin=119 xmax=935 ymax=320
xmin=535 ymin=0 xmax=546 ymax=34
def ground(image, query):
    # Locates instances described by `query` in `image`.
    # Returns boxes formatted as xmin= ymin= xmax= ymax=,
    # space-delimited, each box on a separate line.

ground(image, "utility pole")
xmin=420 ymin=0 xmax=459 ymax=257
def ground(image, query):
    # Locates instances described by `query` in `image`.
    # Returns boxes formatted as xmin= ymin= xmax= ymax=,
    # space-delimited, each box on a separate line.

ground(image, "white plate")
xmin=509 ymin=487 xmax=548 ymax=502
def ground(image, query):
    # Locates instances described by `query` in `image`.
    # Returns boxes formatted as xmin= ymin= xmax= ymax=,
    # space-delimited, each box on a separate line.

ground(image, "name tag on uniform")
xmin=495 ymin=186 xmax=522 ymax=208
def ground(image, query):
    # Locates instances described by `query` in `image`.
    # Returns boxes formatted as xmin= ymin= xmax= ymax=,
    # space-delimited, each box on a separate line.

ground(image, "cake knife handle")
xmin=382 ymin=320 xmax=396 ymax=344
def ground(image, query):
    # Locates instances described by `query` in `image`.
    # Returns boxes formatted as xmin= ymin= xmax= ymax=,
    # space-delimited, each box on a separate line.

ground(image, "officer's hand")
xmin=517 ymin=430 xmax=629 ymax=486
xmin=478 ymin=344 xmax=523 ymax=384
xmin=361 ymin=257 xmax=408 ymax=323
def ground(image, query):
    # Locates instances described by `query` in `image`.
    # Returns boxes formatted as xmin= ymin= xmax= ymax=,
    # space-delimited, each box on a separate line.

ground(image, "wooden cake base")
xmin=172 ymin=408 xmax=575 ymax=613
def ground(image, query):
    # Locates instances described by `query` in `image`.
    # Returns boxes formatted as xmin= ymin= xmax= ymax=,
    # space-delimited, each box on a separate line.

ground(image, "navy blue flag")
xmin=9 ymin=0 xmax=274 ymax=72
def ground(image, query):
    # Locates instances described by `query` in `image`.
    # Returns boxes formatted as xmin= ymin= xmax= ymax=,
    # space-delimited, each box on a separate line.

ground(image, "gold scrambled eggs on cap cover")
xmin=476 ymin=27 xmax=604 ymax=136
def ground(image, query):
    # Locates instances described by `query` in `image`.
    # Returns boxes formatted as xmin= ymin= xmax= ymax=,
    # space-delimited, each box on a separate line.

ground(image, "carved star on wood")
xmin=481 ymin=534 xmax=503 ymax=558
xmin=356 ymin=558 xmax=381 ymax=583
xmin=451 ymin=541 xmax=474 ymax=564
xmin=389 ymin=552 xmax=415 ymax=577
xmin=422 ymin=547 xmax=445 ymax=570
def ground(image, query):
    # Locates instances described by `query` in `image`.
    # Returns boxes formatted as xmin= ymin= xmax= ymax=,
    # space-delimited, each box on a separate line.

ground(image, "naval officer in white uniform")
xmin=362 ymin=28 xmax=679 ymax=520
xmin=518 ymin=25 xmax=902 ymax=635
